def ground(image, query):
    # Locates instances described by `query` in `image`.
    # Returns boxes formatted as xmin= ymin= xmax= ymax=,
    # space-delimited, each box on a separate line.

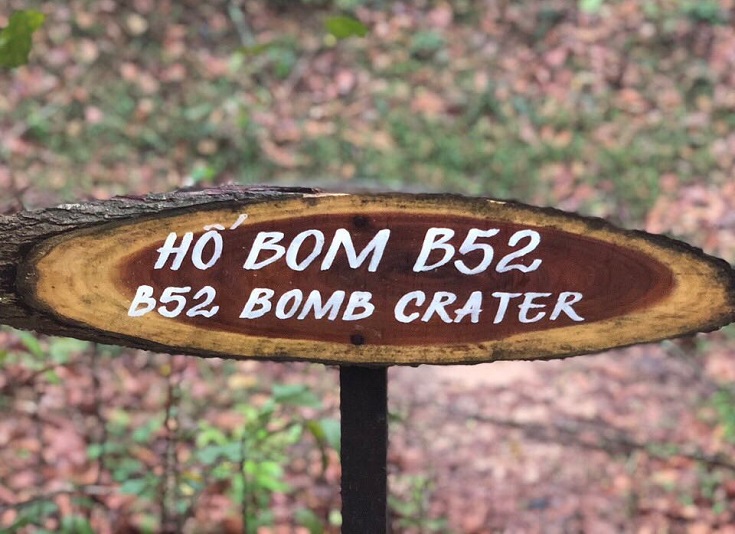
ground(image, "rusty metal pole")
xmin=340 ymin=366 xmax=388 ymax=533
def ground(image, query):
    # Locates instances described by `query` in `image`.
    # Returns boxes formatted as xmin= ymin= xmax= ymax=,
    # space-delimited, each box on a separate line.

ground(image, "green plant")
xmin=579 ymin=0 xmax=603 ymax=14
xmin=0 ymin=500 xmax=96 ymax=534
xmin=1 ymin=329 xmax=90 ymax=386
xmin=389 ymin=474 xmax=450 ymax=533
xmin=325 ymin=16 xmax=368 ymax=40
xmin=80 ymin=374 xmax=339 ymax=533
xmin=192 ymin=383 xmax=337 ymax=533
xmin=189 ymin=162 xmax=218 ymax=185
xmin=711 ymin=387 xmax=735 ymax=443
xmin=2 ymin=500 xmax=58 ymax=533
xmin=0 ymin=10 xmax=46 ymax=68
xmin=409 ymin=30 xmax=445 ymax=59
xmin=681 ymin=0 xmax=728 ymax=24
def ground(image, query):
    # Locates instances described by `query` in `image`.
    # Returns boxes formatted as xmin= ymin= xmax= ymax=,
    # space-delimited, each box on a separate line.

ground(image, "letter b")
xmin=128 ymin=285 xmax=156 ymax=317
xmin=342 ymin=292 xmax=375 ymax=321
xmin=413 ymin=228 xmax=455 ymax=272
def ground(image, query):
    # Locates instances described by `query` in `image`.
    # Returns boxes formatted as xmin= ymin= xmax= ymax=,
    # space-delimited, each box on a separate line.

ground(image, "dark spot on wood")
xmin=353 ymin=215 xmax=370 ymax=229
xmin=351 ymin=333 xmax=366 ymax=346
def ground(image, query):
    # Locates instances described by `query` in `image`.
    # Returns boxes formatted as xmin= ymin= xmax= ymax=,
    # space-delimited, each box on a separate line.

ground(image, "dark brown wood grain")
xmin=117 ymin=213 xmax=673 ymax=346
xmin=1 ymin=187 xmax=733 ymax=365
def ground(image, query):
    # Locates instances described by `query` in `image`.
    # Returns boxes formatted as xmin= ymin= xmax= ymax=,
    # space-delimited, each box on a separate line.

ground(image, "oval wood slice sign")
xmin=1 ymin=187 xmax=733 ymax=365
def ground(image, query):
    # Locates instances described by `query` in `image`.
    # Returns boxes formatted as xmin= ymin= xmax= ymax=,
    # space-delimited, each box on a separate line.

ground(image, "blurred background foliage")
xmin=2 ymin=0 xmax=734 ymax=237
xmin=2 ymin=0 xmax=735 ymax=532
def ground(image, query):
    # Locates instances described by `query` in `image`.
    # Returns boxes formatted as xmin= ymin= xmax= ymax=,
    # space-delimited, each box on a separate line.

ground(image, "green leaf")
xmin=25 ymin=500 xmax=59 ymax=517
xmin=238 ymin=41 xmax=279 ymax=56
xmin=49 ymin=338 xmax=89 ymax=364
xmin=284 ymin=421 xmax=304 ymax=444
xmin=295 ymin=508 xmax=325 ymax=534
xmin=328 ymin=509 xmax=342 ymax=527
xmin=579 ymin=0 xmax=604 ymax=14
xmin=272 ymin=383 xmax=321 ymax=408
xmin=43 ymin=369 xmax=61 ymax=384
xmin=409 ymin=30 xmax=445 ymax=57
xmin=119 ymin=477 xmax=149 ymax=496
xmin=190 ymin=163 xmax=217 ymax=184
xmin=325 ymin=16 xmax=368 ymax=40
xmin=197 ymin=445 xmax=224 ymax=465
xmin=5 ymin=516 xmax=33 ymax=530
xmin=86 ymin=443 xmax=104 ymax=459
xmin=111 ymin=458 xmax=144 ymax=481
xmin=318 ymin=418 xmax=340 ymax=453
xmin=15 ymin=330 xmax=45 ymax=359
xmin=307 ymin=418 xmax=341 ymax=455
xmin=251 ymin=461 xmax=289 ymax=492
xmin=197 ymin=442 xmax=241 ymax=464
xmin=0 ymin=10 xmax=46 ymax=68
xmin=197 ymin=424 xmax=228 ymax=447
xmin=7 ymin=501 xmax=57 ymax=529
xmin=132 ymin=417 xmax=163 ymax=443
xmin=60 ymin=516 xmax=95 ymax=534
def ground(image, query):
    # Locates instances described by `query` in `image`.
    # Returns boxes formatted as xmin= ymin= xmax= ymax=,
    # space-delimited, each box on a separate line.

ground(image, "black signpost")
xmin=340 ymin=366 xmax=388 ymax=533
xmin=1 ymin=186 xmax=734 ymax=531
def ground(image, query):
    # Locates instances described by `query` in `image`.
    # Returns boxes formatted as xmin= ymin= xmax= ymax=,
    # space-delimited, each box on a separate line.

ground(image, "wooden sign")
xmin=1 ymin=186 xmax=733 ymax=365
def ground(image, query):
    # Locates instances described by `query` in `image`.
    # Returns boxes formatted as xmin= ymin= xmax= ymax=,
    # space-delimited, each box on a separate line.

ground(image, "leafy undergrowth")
xmin=3 ymin=330 xmax=735 ymax=532
xmin=2 ymin=0 xmax=735 ymax=532
xmin=0 ymin=337 xmax=342 ymax=533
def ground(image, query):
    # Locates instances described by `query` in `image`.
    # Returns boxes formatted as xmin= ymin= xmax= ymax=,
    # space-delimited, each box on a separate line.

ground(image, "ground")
xmin=391 ymin=346 xmax=735 ymax=532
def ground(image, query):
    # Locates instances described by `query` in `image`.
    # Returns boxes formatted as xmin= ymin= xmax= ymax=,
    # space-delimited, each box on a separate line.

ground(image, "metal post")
xmin=340 ymin=365 xmax=388 ymax=533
